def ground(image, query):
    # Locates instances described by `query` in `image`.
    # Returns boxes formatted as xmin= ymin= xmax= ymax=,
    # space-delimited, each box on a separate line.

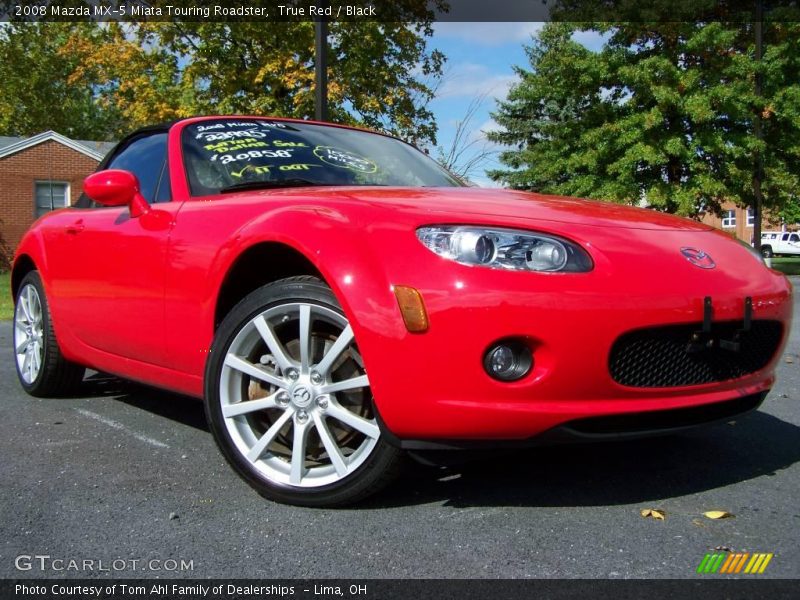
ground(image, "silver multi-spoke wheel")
xmin=220 ymin=302 xmax=380 ymax=488
xmin=12 ymin=271 xmax=84 ymax=397
xmin=14 ymin=283 xmax=44 ymax=384
xmin=206 ymin=277 xmax=402 ymax=506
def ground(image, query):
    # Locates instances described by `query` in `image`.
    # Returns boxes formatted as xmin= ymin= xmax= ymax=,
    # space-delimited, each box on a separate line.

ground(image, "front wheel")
xmin=204 ymin=276 xmax=404 ymax=506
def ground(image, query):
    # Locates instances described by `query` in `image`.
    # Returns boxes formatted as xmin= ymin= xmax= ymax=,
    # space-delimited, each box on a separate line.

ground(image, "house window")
xmin=721 ymin=209 xmax=736 ymax=228
xmin=747 ymin=207 xmax=755 ymax=226
xmin=35 ymin=181 xmax=69 ymax=217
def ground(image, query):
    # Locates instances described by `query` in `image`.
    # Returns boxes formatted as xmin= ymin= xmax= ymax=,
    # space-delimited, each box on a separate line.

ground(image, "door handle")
xmin=66 ymin=220 xmax=84 ymax=235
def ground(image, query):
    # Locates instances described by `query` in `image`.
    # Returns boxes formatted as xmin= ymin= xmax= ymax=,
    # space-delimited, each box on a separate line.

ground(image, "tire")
xmin=204 ymin=276 xmax=404 ymax=507
xmin=13 ymin=271 xmax=85 ymax=397
xmin=761 ymin=246 xmax=774 ymax=259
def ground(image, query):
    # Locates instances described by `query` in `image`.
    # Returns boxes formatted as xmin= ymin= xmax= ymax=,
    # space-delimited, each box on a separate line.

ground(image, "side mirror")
xmin=83 ymin=169 xmax=150 ymax=217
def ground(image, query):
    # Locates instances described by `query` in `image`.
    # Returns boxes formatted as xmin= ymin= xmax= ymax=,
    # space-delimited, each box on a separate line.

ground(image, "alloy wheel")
xmin=14 ymin=283 xmax=44 ymax=384
xmin=218 ymin=302 xmax=380 ymax=488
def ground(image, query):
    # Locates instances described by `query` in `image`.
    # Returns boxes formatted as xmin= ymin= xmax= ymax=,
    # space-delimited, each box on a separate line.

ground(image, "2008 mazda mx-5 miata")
xmin=11 ymin=116 xmax=792 ymax=505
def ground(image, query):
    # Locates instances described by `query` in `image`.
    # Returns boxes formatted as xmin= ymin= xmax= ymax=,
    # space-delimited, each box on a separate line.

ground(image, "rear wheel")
xmin=761 ymin=246 xmax=774 ymax=259
xmin=205 ymin=276 xmax=403 ymax=506
xmin=13 ymin=271 xmax=84 ymax=397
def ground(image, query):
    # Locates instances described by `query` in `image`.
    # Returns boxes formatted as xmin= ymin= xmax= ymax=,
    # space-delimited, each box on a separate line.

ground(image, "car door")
xmin=45 ymin=131 xmax=178 ymax=366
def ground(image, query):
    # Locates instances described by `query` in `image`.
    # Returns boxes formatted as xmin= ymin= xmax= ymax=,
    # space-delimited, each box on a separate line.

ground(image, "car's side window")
xmin=790 ymin=234 xmax=800 ymax=243
xmin=782 ymin=234 xmax=790 ymax=241
xmin=75 ymin=132 xmax=169 ymax=209
xmin=105 ymin=133 xmax=169 ymax=203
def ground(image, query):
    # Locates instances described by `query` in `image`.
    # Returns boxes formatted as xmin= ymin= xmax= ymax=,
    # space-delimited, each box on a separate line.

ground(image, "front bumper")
xmin=356 ymin=226 xmax=793 ymax=441
xmin=392 ymin=392 xmax=767 ymax=450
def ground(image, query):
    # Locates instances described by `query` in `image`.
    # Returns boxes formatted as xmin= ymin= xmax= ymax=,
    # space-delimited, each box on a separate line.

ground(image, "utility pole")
xmin=314 ymin=8 xmax=329 ymax=122
xmin=753 ymin=0 xmax=764 ymax=252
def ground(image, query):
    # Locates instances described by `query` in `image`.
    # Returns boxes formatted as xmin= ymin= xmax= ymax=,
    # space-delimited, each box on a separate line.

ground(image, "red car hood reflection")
xmin=253 ymin=186 xmax=713 ymax=232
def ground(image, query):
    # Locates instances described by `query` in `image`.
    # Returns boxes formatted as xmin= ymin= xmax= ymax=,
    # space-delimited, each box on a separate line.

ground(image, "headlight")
xmin=416 ymin=226 xmax=593 ymax=273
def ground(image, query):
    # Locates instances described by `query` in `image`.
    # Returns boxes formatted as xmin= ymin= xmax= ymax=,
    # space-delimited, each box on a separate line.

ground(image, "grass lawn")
xmin=0 ymin=271 xmax=11 ymax=321
xmin=769 ymin=257 xmax=800 ymax=276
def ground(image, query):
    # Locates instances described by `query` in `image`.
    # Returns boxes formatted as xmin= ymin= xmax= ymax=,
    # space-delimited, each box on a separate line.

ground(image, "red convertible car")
xmin=11 ymin=116 xmax=792 ymax=506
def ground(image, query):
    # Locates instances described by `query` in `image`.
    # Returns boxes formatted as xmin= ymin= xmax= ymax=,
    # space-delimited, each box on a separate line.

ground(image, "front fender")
xmin=217 ymin=207 xmax=410 ymax=414
xmin=13 ymin=229 xmax=51 ymax=289
xmin=165 ymin=198 xmax=409 ymax=408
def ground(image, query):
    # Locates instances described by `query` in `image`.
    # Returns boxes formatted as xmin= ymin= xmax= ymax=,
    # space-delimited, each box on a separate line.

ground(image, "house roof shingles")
xmin=0 ymin=132 xmax=116 ymax=161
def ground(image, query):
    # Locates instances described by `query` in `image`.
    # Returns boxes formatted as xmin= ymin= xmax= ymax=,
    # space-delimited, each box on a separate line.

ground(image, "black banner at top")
xmin=1 ymin=0 xmax=800 ymax=23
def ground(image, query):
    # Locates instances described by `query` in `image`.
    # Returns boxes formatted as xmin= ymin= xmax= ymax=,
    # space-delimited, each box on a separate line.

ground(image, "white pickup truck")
xmin=759 ymin=231 xmax=800 ymax=258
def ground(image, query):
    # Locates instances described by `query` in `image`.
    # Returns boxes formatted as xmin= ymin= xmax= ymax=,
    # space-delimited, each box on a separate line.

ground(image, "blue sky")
xmin=427 ymin=23 xmax=607 ymax=186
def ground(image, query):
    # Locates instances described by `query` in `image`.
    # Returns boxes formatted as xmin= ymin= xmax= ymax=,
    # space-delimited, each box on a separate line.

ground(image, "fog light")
xmin=483 ymin=340 xmax=533 ymax=381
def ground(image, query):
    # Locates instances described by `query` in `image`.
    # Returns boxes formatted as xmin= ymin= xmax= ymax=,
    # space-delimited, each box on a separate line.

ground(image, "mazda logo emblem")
xmin=293 ymin=387 xmax=311 ymax=403
xmin=680 ymin=247 xmax=716 ymax=269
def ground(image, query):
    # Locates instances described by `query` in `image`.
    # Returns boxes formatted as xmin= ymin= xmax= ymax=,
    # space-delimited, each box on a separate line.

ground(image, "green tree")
xmin=1 ymin=1 xmax=446 ymax=145
xmin=123 ymin=16 xmax=445 ymax=144
xmin=0 ymin=0 xmax=444 ymax=143
xmin=488 ymin=21 xmax=800 ymax=220
xmin=0 ymin=22 xmax=121 ymax=139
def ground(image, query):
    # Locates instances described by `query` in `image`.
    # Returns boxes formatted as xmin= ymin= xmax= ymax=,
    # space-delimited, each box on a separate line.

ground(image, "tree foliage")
xmin=0 ymin=22 xmax=123 ymax=138
xmin=488 ymin=21 xmax=800 ymax=219
xmin=0 ymin=2 xmax=445 ymax=144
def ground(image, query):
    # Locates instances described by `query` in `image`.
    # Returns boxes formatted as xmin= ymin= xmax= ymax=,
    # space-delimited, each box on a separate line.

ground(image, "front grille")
xmin=609 ymin=320 xmax=783 ymax=388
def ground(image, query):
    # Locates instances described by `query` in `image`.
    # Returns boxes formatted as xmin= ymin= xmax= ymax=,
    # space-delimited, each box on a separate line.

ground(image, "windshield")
xmin=182 ymin=118 xmax=462 ymax=196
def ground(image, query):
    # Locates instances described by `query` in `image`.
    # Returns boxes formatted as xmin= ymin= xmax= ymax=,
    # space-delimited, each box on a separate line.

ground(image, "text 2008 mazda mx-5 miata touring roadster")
xmin=11 ymin=116 xmax=792 ymax=505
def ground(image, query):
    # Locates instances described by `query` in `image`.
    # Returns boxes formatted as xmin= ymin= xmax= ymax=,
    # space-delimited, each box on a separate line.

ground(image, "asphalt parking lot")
xmin=1 ymin=287 xmax=799 ymax=580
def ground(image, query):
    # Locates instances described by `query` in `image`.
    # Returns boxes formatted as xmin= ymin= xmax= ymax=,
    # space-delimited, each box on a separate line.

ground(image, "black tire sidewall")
xmin=204 ymin=278 xmax=400 ymax=507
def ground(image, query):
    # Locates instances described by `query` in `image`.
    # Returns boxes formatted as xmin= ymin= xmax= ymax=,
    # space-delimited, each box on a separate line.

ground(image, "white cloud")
xmin=477 ymin=118 xmax=502 ymax=134
xmin=436 ymin=63 xmax=516 ymax=100
xmin=571 ymin=30 xmax=611 ymax=52
xmin=470 ymin=174 xmax=505 ymax=189
xmin=433 ymin=22 xmax=543 ymax=46
xmin=473 ymin=120 xmax=507 ymax=161
xmin=463 ymin=119 xmax=503 ymax=145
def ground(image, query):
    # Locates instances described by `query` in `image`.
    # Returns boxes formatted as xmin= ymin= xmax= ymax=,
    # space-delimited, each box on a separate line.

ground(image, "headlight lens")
xmin=417 ymin=226 xmax=593 ymax=273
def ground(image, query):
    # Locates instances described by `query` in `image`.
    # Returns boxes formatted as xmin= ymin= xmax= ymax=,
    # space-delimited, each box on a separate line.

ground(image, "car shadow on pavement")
xmin=82 ymin=372 xmax=209 ymax=432
xmin=82 ymin=373 xmax=800 ymax=508
xmin=366 ymin=410 xmax=800 ymax=508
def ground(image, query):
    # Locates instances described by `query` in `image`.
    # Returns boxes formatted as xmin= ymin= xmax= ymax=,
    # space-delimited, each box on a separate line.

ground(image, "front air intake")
xmin=609 ymin=321 xmax=783 ymax=388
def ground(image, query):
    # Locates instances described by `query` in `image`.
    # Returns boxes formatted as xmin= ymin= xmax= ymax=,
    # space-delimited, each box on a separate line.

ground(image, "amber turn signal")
xmin=393 ymin=285 xmax=429 ymax=333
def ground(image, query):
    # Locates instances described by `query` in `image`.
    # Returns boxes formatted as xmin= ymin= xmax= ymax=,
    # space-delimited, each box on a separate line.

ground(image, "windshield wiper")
xmin=220 ymin=179 xmax=334 ymax=194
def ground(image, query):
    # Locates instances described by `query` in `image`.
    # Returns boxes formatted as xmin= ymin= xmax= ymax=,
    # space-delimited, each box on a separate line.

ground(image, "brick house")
xmin=0 ymin=131 xmax=115 ymax=268
xmin=699 ymin=200 xmax=795 ymax=243
xmin=699 ymin=201 xmax=757 ymax=242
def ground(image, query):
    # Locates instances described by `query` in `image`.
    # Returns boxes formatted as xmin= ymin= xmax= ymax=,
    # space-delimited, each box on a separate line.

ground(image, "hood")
xmin=254 ymin=186 xmax=712 ymax=232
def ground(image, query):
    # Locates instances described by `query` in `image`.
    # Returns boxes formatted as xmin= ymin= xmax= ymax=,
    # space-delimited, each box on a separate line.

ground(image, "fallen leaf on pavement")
xmin=640 ymin=508 xmax=666 ymax=520
xmin=704 ymin=510 xmax=733 ymax=519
